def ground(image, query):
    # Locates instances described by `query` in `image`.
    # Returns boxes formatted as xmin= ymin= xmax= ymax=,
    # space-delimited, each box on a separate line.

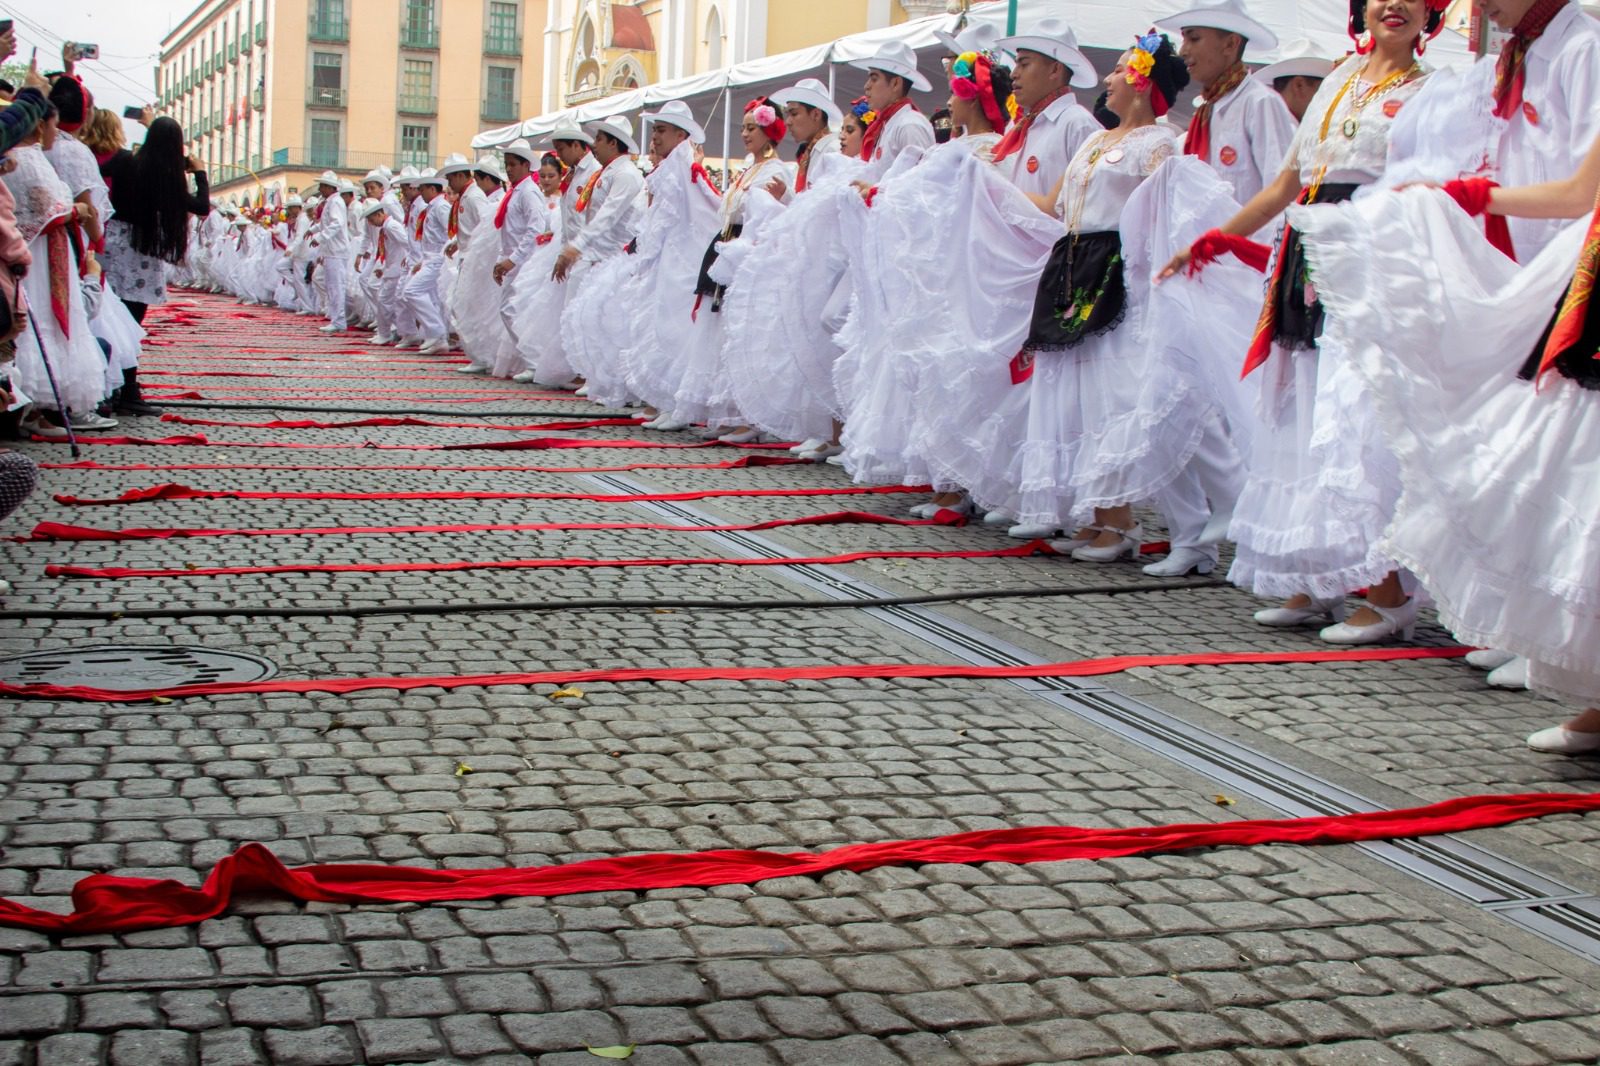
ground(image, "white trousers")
xmin=403 ymin=258 xmax=447 ymax=342
xmin=1155 ymin=412 xmax=1245 ymax=552
xmin=320 ymin=256 xmax=348 ymax=328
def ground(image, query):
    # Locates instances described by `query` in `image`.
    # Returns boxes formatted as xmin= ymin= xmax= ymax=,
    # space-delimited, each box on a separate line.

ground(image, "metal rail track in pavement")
xmin=582 ymin=472 xmax=1600 ymax=967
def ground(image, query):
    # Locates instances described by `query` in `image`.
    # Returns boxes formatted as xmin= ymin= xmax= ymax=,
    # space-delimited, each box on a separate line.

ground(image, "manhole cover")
xmin=0 ymin=645 xmax=279 ymax=690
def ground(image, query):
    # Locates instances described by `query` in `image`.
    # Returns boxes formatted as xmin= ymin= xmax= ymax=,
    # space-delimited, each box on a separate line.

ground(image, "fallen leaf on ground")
xmin=550 ymin=686 xmax=585 ymax=700
xmin=455 ymin=763 xmax=474 ymax=777
xmin=586 ymin=1046 xmax=636 ymax=1060
xmin=1212 ymin=794 xmax=1236 ymax=806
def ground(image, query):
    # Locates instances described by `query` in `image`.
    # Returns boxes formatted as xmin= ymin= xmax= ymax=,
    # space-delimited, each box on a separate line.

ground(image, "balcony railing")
xmin=308 ymin=149 xmax=344 ymax=169
xmin=397 ymin=93 xmax=436 ymax=114
xmin=400 ymin=23 xmax=440 ymax=48
xmin=483 ymin=30 xmax=520 ymax=55
xmin=227 ymin=42 xmax=238 ymax=63
xmin=309 ymin=18 xmax=348 ymax=42
xmin=307 ymin=85 xmax=347 ymax=108
xmin=255 ymin=22 xmax=266 ymax=44
xmin=481 ymin=97 xmax=517 ymax=122
xmin=250 ymin=87 xmax=264 ymax=109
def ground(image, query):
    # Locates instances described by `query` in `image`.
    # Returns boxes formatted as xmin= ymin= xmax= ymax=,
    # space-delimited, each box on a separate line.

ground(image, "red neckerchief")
xmin=414 ymin=201 xmax=430 ymax=239
xmin=376 ymin=227 xmax=387 ymax=263
xmin=447 ymin=197 xmax=460 ymax=239
xmin=1184 ymin=63 xmax=1248 ymax=160
xmin=794 ymin=132 xmax=831 ymax=192
xmin=1493 ymin=0 xmax=1568 ymax=119
xmin=576 ymin=156 xmax=619 ymax=214
xmin=559 ymin=167 xmax=577 ymax=194
xmin=991 ymin=86 xmax=1070 ymax=163
xmin=494 ymin=175 xmax=530 ymax=229
xmin=860 ymin=98 xmax=914 ymax=161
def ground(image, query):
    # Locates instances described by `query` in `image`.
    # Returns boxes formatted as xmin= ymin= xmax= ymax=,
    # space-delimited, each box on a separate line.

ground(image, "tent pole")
xmin=722 ymin=86 xmax=733 ymax=174
xmin=1006 ymin=0 xmax=1018 ymax=33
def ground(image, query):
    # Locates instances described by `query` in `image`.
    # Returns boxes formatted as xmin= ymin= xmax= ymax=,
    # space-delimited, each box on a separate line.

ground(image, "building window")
xmin=403 ymin=58 xmax=433 ymax=97
xmin=608 ymin=57 xmax=643 ymax=91
xmin=483 ymin=64 xmax=516 ymax=121
xmin=488 ymin=1 xmax=517 ymax=37
xmin=571 ymin=15 xmax=599 ymax=95
xmin=402 ymin=0 xmax=438 ymax=47
xmin=310 ymin=52 xmax=345 ymax=107
xmin=311 ymin=0 xmax=347 ymax=40
xmin=399 ymin=124 xmax=431 ymax=166
xmin=309 ymin=118 xmax=341 ymax=167
xmin=705 ymin=7 xmax=723 ymax=70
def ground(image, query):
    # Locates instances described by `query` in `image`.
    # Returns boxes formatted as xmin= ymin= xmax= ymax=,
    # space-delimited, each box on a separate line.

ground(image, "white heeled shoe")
xmin=800 ymin=442 xmax=844 ymax=461
xmin=982 ymin=510 xmax=1014 ymax=527
xmin=1253 ymin=597 xmax=1348 ymax=628
xmin=456 ymin=363 xmax=489 ymax=374
xmin=417 ymin=339 xmax=450 ymax=356
xmin=1071 ymin=525 xmax=1143 ymax=563
xmin=1486 ymin=656 xmax=1530 ymax=689
xmin=366 ymin=333 xmax=394 ymax=345
xmin=790 ymin=438 xmax=826 ymax=455
xmin=1047 ymin=527 xmax=1101 ymax=553
xmin=574 ymin=385 xmax=589 ymax=396
xmin=1465 ymin=648 xmax=1518 ymax=672
xmin=1141 ymin=546 xmax=1218 ymax=578
xmin=927 ymin=494 xmax=974 ymax=518
xmin=1007 ymin=523 xmax=1059 ymax=540
xmin=719 ymin=428 xmax=762 ymax=444
xmin=909 ymin=502 xmax=939 ymax=519
xmin=511 ymin=370 xmax=537 ymax=383
xmin=1526 ymin=725 xmax=1600 ymax=755
xmin=1319 ymin=598 xmax=1419 ymax=644
xmin=652 ymin=418 xmax=690 ymax=432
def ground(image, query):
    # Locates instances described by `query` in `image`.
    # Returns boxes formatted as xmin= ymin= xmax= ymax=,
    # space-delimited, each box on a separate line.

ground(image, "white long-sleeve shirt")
xmin=1001 ymin=93 xmax=1103 ymax=197
xmin=560 ymin=154 xmax=602 ymax=244
xmin=372 ymin=216 xmax=408 ymax=276
xmin=570 ymin=156 xmax=645 ymax=259
xmin=860 ymin=103 xmax=936 ymax=182
xmin=453 ymin=183 xmax=488 ymax=253
xmin=1182 ymin=74 xmax=1298 ymax=206
xmin=497 ymin=175 xmax=549 ymax=267
xmin=316 ymin=194 xmax=350 ymax=256
xmin=413 ymin=194 xmax=451 ymax=262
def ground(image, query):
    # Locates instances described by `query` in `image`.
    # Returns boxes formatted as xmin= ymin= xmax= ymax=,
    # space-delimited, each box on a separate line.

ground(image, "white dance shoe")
xmin=1141 ymin=546 xmax=1218 ymax=578
xmin=799 ymin=442 xmax=843 ymax=461
xmin=1526 ymin=725 xmax=1600 ymax=755
xmin=417 ymin=339 xmax=450 ymax=355
xmin=1071 ymin=525 xmax=1143 ymax=563
xmin=1319 ymin=599 xmax=1419 ymax=644
xmin=1486 ymin=656 xmax=1530 ymax=689
xmin=1253 ymin=597 xmax=1348 ymax=628
xmin=1465 ymin=648 xmax=1518 ymax=672
xmin=456 ymin=364 xmax=489 ymax=374
xmin=1007 ymin=523 xmax=1059 ymax=540
xmin=982 ymin=511 xmax=1014 ymax=527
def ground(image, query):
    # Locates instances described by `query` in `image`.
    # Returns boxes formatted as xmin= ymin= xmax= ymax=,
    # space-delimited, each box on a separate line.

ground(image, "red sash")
xmin=43 ymin=217 xmax=73 ymax=337
xmin=1535 ymin=202 xmax=1600 ymax=380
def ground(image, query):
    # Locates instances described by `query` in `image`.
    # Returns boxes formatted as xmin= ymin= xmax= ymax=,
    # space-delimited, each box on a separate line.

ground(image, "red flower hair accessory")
xmin=744 ymin=97 xmax=788 ymax=145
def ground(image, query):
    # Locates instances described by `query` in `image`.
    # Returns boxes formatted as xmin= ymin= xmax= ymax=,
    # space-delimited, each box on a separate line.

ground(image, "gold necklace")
xmin=1307 ymin=60 xmax=1419 ymax=199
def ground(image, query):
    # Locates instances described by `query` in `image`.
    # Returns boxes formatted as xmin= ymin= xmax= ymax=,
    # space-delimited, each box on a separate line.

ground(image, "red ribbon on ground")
xmin=53 ymin=483 xmax=928 ymax=506
xmin=160 ymin=414 xmax=643 ymax=431
xmin=2 ymin=789 xmax=1588 ymax=934
xmin=24 ymin=510 xmax=962 ymax=542
xmin=47 ymin=543 xmax=1054 ymax=580
xmin=32 ymin=435 xmax=792 ymax=452
xmin=0 ymin=647 xmax=1471 ymax=704
xmin=35 ymin=456 xmax=810 ymax=475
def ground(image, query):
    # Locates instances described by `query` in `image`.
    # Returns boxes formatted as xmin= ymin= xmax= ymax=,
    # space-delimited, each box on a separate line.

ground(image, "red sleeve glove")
xmin=1442 ymin=178 xmax=1516 ymax=261
xmin=1187 ymin=228 xmax=1272 ymax=276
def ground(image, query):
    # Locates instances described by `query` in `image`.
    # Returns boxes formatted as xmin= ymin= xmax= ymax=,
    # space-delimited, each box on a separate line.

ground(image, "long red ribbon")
xmin=0 ymin=647 xmax=1470 ymax=704
xmin=0 ymin=790 xmax=1591 ymax=934
xmin=36 ymin=436 xmax=792 ymax=453
xmin=47 ymin=543 xmax=1054 ymax=580
xmin=24 ymin=511 xmax=959 ymax=543
xmin=53 ymin=484 xmax=927 ymax=506
xmin=160 ymin=414 xmax=643 ymax=431
xmin=34 ymin=456 xmax=809 ymax=475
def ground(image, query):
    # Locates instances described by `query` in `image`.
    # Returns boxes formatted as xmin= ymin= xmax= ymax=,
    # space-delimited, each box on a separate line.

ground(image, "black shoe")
xmin=115 ymin=395 xmax=165 ymax=417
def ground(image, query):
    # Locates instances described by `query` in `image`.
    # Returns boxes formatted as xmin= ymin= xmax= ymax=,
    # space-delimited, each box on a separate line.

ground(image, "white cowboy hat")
xmin=640 ymin=99 xmax=706 ymax=144
xmin=1156 ymin=0 xmax=1279 ymax=49
xmin=933 ymin=19 xmax=1001 ymax=55
xmin=847 ymin=40 xmax=933 ymax=94
xmin=546 ymin=125 xmax=595 ymax=147
xmin=361 ymin=167 xmax=390 ymax=187
xmin=502 ymin=137 xmax=539 ymax=164
xmin=584 ymin=116 xmax=639 ymax=155
xmin=337 ymin=181 xmax=360 ymax=195
xmin=285 ymin=195 xmax=303 ymax=208
xmin=395 ymin=164 xmax=422 ymax=185
xmin=360 ymin=198 xmax=388 ymax=219
xmin=770 ymin=78 xmax=843 ymax=128
xmin=473 ymin=155 xmax=508 ymax=182
xmin=437 ymin=152 xmax=474 ymax=177
xmin=1253 ymin=38 xmax=1337 ymax=82
xmin=316 ymin=169 xmax=341 ymax=188
xmin=417 ymin=168 xmax=446 ymax=187
xmin=998 ymin=19 xmax=1098 ymax=89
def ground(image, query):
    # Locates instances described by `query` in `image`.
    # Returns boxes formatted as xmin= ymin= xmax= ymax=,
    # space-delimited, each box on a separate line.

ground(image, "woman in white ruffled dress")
xmin=455 ymin=166 xmax=512 ymax=378
xmin=4 ymin=111 xmax=109 ymax=424
xmin=918 ymin=35 xmax=1215 ymax=558
xmin=671 ymin=99 xmax=795 ymax=440
xmin=505 ymin=155 xmax=573 ymax=383
xmin=834 ymin=51 xmax=1013 ymax=514
xmin=1161 ymin=0 xmax=1440 ymax=643
xmin=1294 ymin=132 xmax=1600 ymax=754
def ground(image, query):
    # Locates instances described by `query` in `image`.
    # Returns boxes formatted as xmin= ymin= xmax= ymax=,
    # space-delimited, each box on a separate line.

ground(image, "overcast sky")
xmin=4 ymin=0 xmax=198 ymax=111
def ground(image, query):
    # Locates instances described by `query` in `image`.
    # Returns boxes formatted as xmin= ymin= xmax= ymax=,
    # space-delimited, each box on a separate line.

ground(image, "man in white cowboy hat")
xmin=401 ymin=169 xmax=452 ymax=355
xmin=473 ymin=155 xmax=506 ymax=195
xmin=934 ymin=18 xmax=1000 ymax=58
xmin=548 ymin=125 xmax=599 ymax=272
xmin=1155 ymin=0 xmax=1296 ymax=208
xmin=771 ymin=78 xmax=842 ymax=192
xmin=846 ymin=39 xmax=936 ymax=180
xmin=310 ymin=169 xmax=351 ymax=332
xmin=363 ymin=197 xmax=411 ymax=346
xmin=488 ymin=138 xmax=553 ymax=371
xmin=272 ymin=195 xmax=310 ymax=311
xmin=992 ymin=18 xmax=1103 ymax=201
xmin=1253 ymin=38 xmax=1334 ymax=122
xmin=438 ymin=153 xmax=481 ymax=262
xmin=553 ymin=116 xmax=645 ymax=283
xmin=354 ymin=168 xmax=395 ymax=330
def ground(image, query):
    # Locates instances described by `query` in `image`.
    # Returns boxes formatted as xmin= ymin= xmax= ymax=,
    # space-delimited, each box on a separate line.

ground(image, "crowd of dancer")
xmin=6 ymin=0 xmax=1600 ymax=755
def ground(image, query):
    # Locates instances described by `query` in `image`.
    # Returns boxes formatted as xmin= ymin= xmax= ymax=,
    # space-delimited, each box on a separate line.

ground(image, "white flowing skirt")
xmin=16 ymin=234 xmax=107 ymax=412
xmin=561 ymin=254 xmax=637 ymax=406
xmin=1297 ymin=188 xmax=1599 ymax=702
xmin=505 ymin=240 xmax=573 ymax=382
xmin=451 ymin=235 xmax=510 ymax=369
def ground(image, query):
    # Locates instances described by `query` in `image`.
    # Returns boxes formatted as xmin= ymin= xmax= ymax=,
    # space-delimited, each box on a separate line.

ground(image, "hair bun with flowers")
xmin=850 ymin=96 xmax=877 ymax=127
xmin=1124 ymin=30 xmax=1188 ymax=117
xmin=744 ymin=96 xmax=788 ymax=145
xmin=948 ymin=50 xmax=1013 ymax=133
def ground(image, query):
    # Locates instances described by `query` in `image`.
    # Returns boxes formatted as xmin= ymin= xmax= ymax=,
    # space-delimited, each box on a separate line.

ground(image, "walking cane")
xmin=25 ymin=314 xmax=82 ymax=459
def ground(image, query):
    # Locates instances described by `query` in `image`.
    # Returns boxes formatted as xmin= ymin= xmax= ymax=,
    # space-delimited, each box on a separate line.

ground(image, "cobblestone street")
xmin=3 ymin=293 xmax=1600 ymax=1064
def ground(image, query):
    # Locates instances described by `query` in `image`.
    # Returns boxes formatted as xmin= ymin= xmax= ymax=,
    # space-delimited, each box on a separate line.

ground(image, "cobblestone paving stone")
xmin=2 ymin=294 xmax=1599 ymax=1064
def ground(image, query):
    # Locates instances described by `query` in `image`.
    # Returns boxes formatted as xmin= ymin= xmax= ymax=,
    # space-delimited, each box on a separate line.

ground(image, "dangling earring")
xmin=1355 ymin=30 xmax=1375 ymax=54
xmin=1414 ymin=33 xmax=1427 ymax=55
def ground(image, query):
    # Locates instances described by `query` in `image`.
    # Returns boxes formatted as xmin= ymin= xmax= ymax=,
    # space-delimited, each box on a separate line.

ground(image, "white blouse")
xmin=1053 ymin=125 xmax=1176 ymax=234
xmin=1285 ymin=56 xmax=1430 ymax=188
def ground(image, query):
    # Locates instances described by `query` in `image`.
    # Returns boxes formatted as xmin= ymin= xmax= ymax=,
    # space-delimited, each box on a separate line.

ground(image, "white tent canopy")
xmin=473 ymin=0 xmax=1474 ymax=158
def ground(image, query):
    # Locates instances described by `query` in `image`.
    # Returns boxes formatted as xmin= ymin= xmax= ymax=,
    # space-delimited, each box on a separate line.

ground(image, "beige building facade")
xmin=158 ymin=0 xmax=552 ymax=202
